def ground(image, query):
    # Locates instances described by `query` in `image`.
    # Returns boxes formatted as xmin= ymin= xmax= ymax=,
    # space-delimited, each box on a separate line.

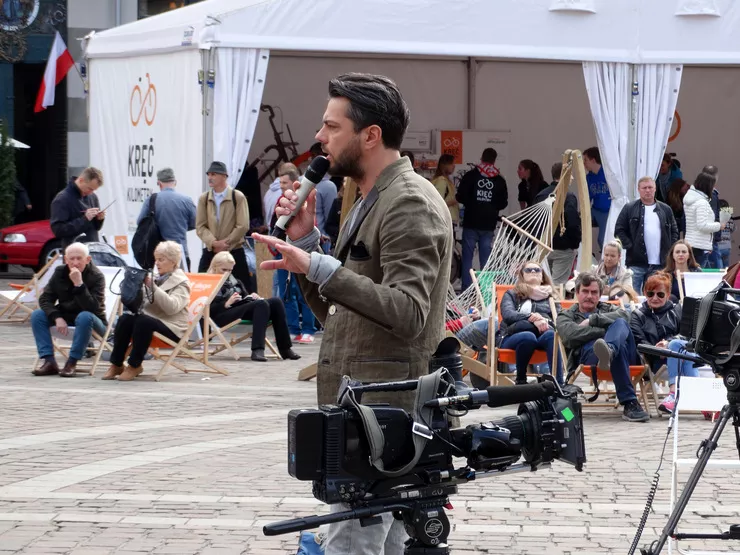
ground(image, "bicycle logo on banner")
xmin=443 ymin=137 xmax=461 ymax=148
xmin=130 ymin=73 xmax=157 ymax=127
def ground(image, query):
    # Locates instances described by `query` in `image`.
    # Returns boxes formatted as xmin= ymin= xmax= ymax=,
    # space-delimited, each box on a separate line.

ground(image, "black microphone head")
xmin=304 ymin=155 xmax=330 ymax=184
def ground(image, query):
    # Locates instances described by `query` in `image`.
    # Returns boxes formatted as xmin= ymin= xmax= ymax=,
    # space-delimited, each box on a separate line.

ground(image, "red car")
xmin=0 ymin=220 xmax=61 ymax=271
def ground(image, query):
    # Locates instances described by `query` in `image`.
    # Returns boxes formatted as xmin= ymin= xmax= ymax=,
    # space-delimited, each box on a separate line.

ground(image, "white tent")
xmin=85 ymin=0 xmax=737 ymax=266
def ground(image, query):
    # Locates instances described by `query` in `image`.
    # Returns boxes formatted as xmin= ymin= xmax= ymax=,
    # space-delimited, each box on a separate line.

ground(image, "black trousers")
xmin=211 ymin=297 xmax=292 ymax=352
xmin=199 ymin=247 xmax=253 ymax=293
xmin=110 ymin=313 xmax=180 ymax=368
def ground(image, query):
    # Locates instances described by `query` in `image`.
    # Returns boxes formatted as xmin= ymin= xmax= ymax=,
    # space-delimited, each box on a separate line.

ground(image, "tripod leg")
xmin=646 ymin=404 xmax=734 ymax=554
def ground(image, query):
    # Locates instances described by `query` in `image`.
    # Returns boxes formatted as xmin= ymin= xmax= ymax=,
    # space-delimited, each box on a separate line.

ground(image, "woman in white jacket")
xmin=683 ymin=171 xmax=728 ymax=266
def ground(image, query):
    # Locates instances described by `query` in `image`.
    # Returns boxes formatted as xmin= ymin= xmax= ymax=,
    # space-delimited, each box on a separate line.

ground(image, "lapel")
xmin=334 ymin=187 xmax=379 ymax=263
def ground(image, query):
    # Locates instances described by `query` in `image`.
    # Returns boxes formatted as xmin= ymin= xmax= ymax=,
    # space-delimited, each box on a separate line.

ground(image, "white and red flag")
xmin=34 ymin=31 xmax=75 ymax=113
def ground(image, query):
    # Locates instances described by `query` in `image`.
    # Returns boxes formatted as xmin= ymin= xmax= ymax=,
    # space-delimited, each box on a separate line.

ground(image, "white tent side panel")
xmin=89 ymin=50 xmax=204 ymax=268
xmin=87 ymin=0 xmax=740 ymax=65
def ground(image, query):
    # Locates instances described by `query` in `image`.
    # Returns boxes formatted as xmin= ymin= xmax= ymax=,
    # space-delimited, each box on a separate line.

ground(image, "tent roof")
xmin=86 ymin=0 xmax=740 ymax=64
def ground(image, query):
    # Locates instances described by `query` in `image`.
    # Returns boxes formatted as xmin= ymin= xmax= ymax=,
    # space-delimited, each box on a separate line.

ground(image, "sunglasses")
xmin=646 ymin=291 xmax=666 ymax=299
xmin=523 ymin=267 xmax=542 ymax=274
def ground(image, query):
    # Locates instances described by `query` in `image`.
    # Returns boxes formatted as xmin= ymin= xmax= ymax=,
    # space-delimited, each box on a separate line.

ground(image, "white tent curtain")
xmin=212 ymin=48 xmax=270 ymax=186
xmin=634 ymin=64 xmax=683 ymax=183
xmin=582 ymin=61 xmax=632 ymax=249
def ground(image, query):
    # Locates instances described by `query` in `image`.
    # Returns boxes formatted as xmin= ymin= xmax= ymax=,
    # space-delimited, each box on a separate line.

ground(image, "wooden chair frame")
xmin=0 ymin=254 xmax=61 ymax=323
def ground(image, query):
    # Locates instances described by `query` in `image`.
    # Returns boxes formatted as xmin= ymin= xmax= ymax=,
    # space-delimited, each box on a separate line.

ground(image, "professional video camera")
xmin=264 ymin=339 xmax=586 ymax=554
xmin=634 ymin=281 xmax=740 ymax=555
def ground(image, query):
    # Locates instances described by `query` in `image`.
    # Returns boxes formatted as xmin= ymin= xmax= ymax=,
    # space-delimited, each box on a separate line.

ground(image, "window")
xmin=139 ymin=0 xmax=205 ymax=19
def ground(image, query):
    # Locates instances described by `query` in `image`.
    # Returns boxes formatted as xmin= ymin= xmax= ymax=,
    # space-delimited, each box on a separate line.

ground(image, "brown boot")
xmin=59 ymin=360 xmax=77 ymax=378
xmin=32 ymin=359 xmax=59 ymax=376
xmin=102 ymin=364 xmax=124 ymax=380
xmin=118 ymin=365 xmax=143 ymax=381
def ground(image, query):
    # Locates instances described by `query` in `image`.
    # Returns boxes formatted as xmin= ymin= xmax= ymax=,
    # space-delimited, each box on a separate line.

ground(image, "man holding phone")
xmin=50 ymin=168 xmax=106 ymax=248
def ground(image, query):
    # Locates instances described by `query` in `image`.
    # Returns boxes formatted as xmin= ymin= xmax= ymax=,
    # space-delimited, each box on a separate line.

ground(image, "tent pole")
xmin=626 ymin=64 xmax=639 ymax=202
xmin=467 ymin=57 xmax=477 ymax=130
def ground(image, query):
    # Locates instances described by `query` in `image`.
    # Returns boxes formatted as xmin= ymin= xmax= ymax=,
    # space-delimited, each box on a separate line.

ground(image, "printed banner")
xmin=440 ymin=130 xmax=463 ymax=164
xmin=89 ymin=50 xmax=203 ymax=267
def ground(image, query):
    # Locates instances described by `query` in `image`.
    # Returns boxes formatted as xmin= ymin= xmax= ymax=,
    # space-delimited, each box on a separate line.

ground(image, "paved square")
xmin=1 ymin=295 xmax=739 ymax=554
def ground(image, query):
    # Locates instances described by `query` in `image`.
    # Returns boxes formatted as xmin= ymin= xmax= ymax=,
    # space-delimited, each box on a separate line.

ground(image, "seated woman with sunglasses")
xmin=498 ymin=261 xmax=563 ymax=385
xmin=662 ymin=239 xmax=702 ymax=301
xmin=628 ymin=271 xmax=690 ymax=414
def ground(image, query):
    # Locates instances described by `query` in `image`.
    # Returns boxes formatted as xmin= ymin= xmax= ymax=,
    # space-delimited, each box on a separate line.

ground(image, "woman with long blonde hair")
xmin=499 ymin=260 xmax=562 ymax=385
xmin=593 ymin=239 xmax=633 ymax=290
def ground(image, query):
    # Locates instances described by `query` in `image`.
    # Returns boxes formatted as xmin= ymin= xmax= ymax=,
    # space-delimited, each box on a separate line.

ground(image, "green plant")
xmin=0 ymin=122 xmax=17 ymax=228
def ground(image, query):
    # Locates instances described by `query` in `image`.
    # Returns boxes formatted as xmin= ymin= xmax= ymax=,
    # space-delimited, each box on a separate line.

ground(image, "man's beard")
xmin=328 ymin=137 xmax=365 ymax=181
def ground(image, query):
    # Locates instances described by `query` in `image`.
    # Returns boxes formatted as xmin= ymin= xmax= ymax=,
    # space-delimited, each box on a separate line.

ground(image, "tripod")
xmin=642 ymin=369 xmax=740 ymax=554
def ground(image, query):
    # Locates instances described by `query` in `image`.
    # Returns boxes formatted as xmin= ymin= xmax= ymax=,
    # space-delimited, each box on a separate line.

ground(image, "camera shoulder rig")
xmin=692 ymin=280 xmax=740 ymax=365
xmin=338 ymin=370 xmax=448 ymax=478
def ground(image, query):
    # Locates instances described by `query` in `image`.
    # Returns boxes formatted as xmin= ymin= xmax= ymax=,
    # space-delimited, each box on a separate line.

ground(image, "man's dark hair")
xmin=328 ymin=73 xmax=409 ymax=150
xmin=701 ymin=164 xmax=719 ymax=177
xmin=694 ymin=171 xmax=717 ymax=198
xmin=481 ymin=148 xmax=498 ymax=163
xmin=551 ymin=162 xmax=563 ymax=182
xmin=309 ymin=142 xmax=324 ymax=157
xmin=583 ymin=147 xmax=601 ymax=165
xmin=575 ymin=271 xmax=604 ymax=295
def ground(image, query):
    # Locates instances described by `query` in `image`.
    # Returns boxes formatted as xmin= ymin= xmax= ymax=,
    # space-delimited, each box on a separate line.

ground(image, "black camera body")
xmin=681 ymin=293 xmax=740 ymax=356
xmin=289 ymin=403 xmax=452 ymax=504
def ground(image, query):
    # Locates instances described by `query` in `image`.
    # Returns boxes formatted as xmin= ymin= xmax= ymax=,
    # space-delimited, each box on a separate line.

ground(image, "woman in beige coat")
xmin=104 ymin=241 xmax=191 ymax=381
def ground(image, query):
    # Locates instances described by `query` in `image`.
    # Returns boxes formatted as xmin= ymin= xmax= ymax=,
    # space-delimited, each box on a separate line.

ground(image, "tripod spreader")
xmin=674 ymin=524 xmax=740 ymax=541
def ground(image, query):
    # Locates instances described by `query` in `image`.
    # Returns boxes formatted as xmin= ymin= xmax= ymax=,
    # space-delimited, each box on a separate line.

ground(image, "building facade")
xmin=0 ymin=0 xmax=204 ymax=221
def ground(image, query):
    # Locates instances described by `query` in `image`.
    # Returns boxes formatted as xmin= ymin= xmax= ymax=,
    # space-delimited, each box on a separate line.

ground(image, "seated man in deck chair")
xmin=31 ymin=242 xmax=107 ymax=378
xmin=556 ymin=271 xmax=649 ymax=423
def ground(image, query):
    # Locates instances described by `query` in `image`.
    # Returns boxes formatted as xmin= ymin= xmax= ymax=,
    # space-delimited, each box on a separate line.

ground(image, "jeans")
xmin=500 ymin=329 xmax=564 ymax=384
xmin=708 ymin=243 xmax=729 ymax=269
xmin=31 ymin=309 xmax=106 ymax=361
xmin=667 ymin=338 xmax=700 ymax=386
xmin=461 ymin=228 xmax=494 ymax=290
xmin=276 ymin=268 xmax=316 ymax=336
xmin=693 ymin=247 xmax=710 ymax=268
xmin=579 ymin=318 xmax=638 ymax=404
xmin=110 ymin=313 xmax=180 ymax=368
xmin=324 ymin=502 xmax=407 ymax=555
xmin=457 ymin=319 xmax=491 ymax=351
xmin=629 ymin=265 xmax=663 ymax=296
xmin=211 ymin=298 xmax=292 ymax=352
xmin=592 ymin=208 xmax=609 ymax=251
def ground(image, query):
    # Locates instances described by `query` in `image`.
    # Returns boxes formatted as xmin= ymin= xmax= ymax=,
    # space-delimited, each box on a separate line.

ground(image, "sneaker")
xmin=593 ymin=339 xmax=614 ymax=370
xmin=623 ymin=400 xmax=650 ymax=423
xmin=702 ymin=411 xmax=720 ymax=421
xmin=293 ymin=334 xmax=303 ymax=342
xmin=659 ymin=393 xmax=676 ymax=414
xmin=297 ymin=334 xmax=315 ymax=344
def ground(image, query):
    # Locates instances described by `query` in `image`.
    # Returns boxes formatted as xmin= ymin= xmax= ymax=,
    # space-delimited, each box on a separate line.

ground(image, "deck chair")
xmin=147 ymin=272 xmax=230 ymax=381
xmin=468 ymin=275 xmax=564 ymax=387
xmin=30 ymin=266 xmax=123 ymax=377
xmin=560 ymin=299 xmax=658 ymax=416
xmin=0 ymin=254 xmax=62 ymax=323
xmin=203 ymin=316 xmax=281 ymax=361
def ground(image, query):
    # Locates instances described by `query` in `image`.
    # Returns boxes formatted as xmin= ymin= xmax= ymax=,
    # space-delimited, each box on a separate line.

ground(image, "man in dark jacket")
xmin=556 ymin=272 xmax=649 ymax=422
xmin=50 ymin=167 xmax=105 ymax=249
xmin=535 ymin=162 xmax=581 ymax=285
xmin=455 ymin=148 xmax=508 ymax=290
xmin=30 ymin=242 xmax=107 ymax=378
xmin=13 ymin=180 xmax=32 ymax=224
xmin=614 ymin=177 xmax=678 ymax=294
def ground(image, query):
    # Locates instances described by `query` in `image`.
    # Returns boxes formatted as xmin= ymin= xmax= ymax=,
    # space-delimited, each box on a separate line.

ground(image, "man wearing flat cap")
xmin=138 ymin=167 xmax=197 ymax=270
xmin=196 ymin=161 xmax=251 ymax=286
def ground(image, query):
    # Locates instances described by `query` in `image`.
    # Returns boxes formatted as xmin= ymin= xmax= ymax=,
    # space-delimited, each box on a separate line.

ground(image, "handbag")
xmin=112 ymin=266 xmax=152 ymax=314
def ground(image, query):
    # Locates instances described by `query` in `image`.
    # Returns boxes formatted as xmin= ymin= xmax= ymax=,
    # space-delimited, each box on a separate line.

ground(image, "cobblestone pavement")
xmin=1 ymin=295 xmax=739 ymax=554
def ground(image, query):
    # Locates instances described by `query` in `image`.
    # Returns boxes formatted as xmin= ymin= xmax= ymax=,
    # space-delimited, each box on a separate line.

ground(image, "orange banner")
xmin=440 ymin=130 xmax=463 ymax=164
xmin=114 ymin=236 xmax=129 ymax=255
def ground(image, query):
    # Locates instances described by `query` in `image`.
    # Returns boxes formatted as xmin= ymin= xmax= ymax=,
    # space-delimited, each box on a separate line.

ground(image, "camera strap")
xmin=340 ymin=370 xmax=445 ymax=478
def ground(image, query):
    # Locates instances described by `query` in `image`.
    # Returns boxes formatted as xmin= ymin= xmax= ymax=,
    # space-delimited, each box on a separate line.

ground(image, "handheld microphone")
xmin=425 ymin=381 xmax=556 ymax=409
xmin=636 ymin=343 xmax=705 ymax=365
xmin=271 ymin=155 xmax=331 ymax=240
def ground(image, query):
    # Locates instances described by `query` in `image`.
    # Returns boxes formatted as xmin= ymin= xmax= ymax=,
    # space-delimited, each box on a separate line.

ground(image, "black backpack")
xmin=131 ymin=193 xmax=161 ymax=270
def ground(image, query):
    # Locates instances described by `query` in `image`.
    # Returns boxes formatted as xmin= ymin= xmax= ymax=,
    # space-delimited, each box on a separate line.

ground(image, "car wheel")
xmin=36 ymin=240 xmax=63 ymax=271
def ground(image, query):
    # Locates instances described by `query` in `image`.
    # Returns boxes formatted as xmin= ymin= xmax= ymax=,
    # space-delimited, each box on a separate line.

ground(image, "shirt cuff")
xmin=307 ymin=251 xmax=341 ymax=287
xmin=287 ymin=227 xmax=322 ymax=253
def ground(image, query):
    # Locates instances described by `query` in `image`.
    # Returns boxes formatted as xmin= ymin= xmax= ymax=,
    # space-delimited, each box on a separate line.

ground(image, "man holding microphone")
xmin=253 ymin=73 xmax=453 ymax=554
